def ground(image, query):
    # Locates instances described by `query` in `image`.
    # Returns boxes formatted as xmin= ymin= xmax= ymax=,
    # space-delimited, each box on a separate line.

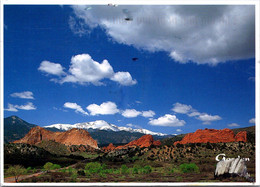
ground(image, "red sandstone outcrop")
xmin=13 ymin=126 xmax=98 ymax=149
xmin=174 ymin=128 xmax=247 ymax=145
xmin=102 ymin=143 xmax=116 ymax=152
xmin=235 ymin=131 xmax=247 ymax=142
xmin=113 ymin=135 xmax=161 ymax=150
xmin=153 ymin=140 xmax=162 ymax=146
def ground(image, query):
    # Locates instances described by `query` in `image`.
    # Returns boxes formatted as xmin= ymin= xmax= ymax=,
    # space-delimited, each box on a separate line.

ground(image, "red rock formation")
xmin=153 ymin=140 xmax=162 ymax=146
xmin=114 ymin=135 xmax=161 ymax=150
xmin=102 ymin=143 xmax=116 ymax=152
xmin=235 ymin=131 xmax=247 ymax=142
xmin=174 ymin=128 xmax=247 ymax=145
xmin=13 ymin=126 xmax=55 ymax=145
xmin=13 ymin=126 xmax=98 ymax=149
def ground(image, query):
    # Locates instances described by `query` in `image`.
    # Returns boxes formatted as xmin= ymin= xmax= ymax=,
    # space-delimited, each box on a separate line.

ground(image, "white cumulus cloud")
xmin=5 ymin=102 xmax=37 ymax=112
xmin=62 ymin=54 xmax=114 ymax=85
xmin=38 ymin=61 xmax=65 ymax=76
xmin=14 ymin=102 xmax=36 ymax=110
xmin=149 ymin=114 xmax=185 ymax=127
xmin=121 ymin=109 xmax=155 ymax=118
xmin=10 ymin=91 xmax=34 ymax=99
xmin=70 ymin=5 xmax=255 ymax=65
xmin=5 ymin=104 xmax=18 ymax=112
xmin=122 ymin=109 xmax=142 ymax=118
xmin=142 ymin=110 xmax=155 ymax=118
xmin=197 ymin=113 xmax=222 ymax=124
xmin=249 ymin=118 xmax=255 ymax=124
xmin=176 ymin=129 xmax=182 ymax=132
xmin=39 ymin=54 xmax=136 ymax=86
xmin=110 ymin=72 xmax=137 ymax=86
xmin=172 ymin=103 xmax=192 ymax=114
xmin=87 ymin=101 xmax=119 ymax=115
xmin=172 ymin=102 xmax=221 ymax=124
xmin=228 ymin=123 xmax=240 ymax=127
xmin=64 ymin=102 xmax=88 ymax=115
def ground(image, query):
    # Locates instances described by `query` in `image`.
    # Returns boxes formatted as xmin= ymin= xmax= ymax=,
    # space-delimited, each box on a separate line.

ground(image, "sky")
xmin=3 ymin=5 xmax=256 ymax=135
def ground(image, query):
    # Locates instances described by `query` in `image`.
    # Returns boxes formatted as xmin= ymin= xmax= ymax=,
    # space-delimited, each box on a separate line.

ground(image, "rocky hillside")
xmin=231 ymin=126 xmax=255 ymax=143
xmin=4 ymin=116 xmax=36 ymax=143
xmin=103 ymin=134 xmax=161 ymax=152
xmin=143 ymin=142 xmax=255 ymax=162
xmin=14 ymin=126 xmax=98 ymax=149
xmin=174 ymin=128 xmax=247 ymax=145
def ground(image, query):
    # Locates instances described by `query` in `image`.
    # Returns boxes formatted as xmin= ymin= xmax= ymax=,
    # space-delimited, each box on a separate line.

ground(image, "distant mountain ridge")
xmin=44 ymin=120 xmax=167 ymax=136
xmin=4 ymin=116 xmax=168 ymax=145
xmin=4 ymin=116 xmax=36 ymax=143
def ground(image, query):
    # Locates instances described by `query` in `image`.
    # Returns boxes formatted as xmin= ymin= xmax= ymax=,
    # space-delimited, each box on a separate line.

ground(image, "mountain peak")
xmin=44 ymin=120 xmax=167 ymax=136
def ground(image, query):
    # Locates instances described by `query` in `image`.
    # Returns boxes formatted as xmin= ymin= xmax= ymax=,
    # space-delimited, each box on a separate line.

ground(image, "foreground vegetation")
xmin=4 ymin=141 xmax=255 ymax=183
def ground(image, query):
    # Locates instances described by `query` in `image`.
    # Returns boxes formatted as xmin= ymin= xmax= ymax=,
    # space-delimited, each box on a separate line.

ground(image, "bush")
xmin=102 ymin=169 xmax=114 ymax=174
xmin=142 ymin=165 xmax=152 ymax=174
xmin=85 ymin=162 xmax=104 ymax=174
xmin=43 ymin=162 xmax=53 ymax=172
xmin=51 ymin=164 xmax=61 ymax=170
xmin=70 ymin=173 xmax=77 ymax=182
xmin=179 ymin=163 xmax=199 ymax=173
xmin=67 ymin=167 xmax=72 ymax=174
xmin=113 ymin=169 xmax=120 ymax=174
xmin=132 ymin=167 xmax=139 ymax=174
xmin=120 ymin=165 xmax=129 ymax=174
xmin=26 ymin=167 xmax=32 ymax=172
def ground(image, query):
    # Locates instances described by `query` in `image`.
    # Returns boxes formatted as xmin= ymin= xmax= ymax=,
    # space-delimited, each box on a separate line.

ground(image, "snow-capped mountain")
xmin=44 ymin=120 xmax=167 ymax=136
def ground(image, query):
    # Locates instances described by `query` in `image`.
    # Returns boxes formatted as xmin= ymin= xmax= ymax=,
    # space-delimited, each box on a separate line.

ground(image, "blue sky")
xmin=4 ymin=5 xmax=255 ymax=135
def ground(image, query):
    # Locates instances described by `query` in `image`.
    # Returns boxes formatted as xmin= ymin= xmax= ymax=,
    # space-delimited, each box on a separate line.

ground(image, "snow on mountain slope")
xmin=44 ymin=120 xmax=167 ymax=136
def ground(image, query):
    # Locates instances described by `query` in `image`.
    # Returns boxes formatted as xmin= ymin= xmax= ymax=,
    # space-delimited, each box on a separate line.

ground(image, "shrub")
xmin=67 ymin=167 xmax=77 ymax=175
xmin=132 ymin=167 xmax=139 ymax=174
xmin=113 ymin=169 xmax=120 ymax=174
xmin=179 ymin=163 xmax=199 ymax=173
xmin=142 ymin=165 xmax=152 ymax=174
xmin=102 ymin=169 xmax=114 ymax=174
xmin=43 ymin=162 xmax=53 ymax=172
xmin=120 ymin=165 xmax=129 ymax=174
xmin=70 ymin=173 xmax=77 ymax=182
xmin=99 ymin=173 xmax=107 ymax=178
xmin=85 ymin=162 xmax=103 ymax=174
xmin=51 ymin=164 xmax=61 ymax=170
xmin=26 ymin=167 xmax=32 ymax=172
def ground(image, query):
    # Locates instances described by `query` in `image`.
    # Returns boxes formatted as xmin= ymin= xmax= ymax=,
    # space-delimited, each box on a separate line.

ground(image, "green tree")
xmin=51 ymin=164 xmax=61 ymax=170
xmin=43 ymin=162 xmax=53 ymax=172
xmin=6 ymin=165 xmax=27 ymax=183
